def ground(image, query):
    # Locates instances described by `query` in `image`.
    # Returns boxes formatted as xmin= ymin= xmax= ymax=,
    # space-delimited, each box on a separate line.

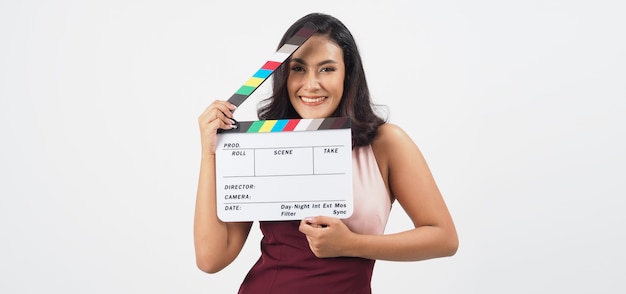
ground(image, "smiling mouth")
xmin=300 ymin=96 xmax=326 ymax=103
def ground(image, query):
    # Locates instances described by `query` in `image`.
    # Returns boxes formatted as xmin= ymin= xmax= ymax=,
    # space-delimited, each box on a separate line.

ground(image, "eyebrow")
xmin=290 ymin=58 xmax=338 ymax=66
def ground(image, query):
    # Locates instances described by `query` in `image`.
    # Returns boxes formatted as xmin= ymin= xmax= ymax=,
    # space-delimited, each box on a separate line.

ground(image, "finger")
xmin=209 ymin=111 xmax=236 ymax=131
xmin=299 ymin=219 xmax=313 ymax=234
xmin=199 ymin=105 xmax=236 ymax=128
xmin=210 ymin=100 xmax=237 ymax=119
xmin=304 ymin=216 xmax=332 ymax=227
xmin=199 ymin=100 xmax=237 ymax=122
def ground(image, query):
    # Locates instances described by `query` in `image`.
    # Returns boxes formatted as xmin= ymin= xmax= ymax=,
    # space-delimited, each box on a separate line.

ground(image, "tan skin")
xmin=194 ymin=34 xmax=458 ymax=273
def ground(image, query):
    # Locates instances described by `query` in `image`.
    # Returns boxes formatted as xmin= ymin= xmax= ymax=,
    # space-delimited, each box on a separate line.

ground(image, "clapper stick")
xmin=227 ymin=22 xmax=319 ymax=108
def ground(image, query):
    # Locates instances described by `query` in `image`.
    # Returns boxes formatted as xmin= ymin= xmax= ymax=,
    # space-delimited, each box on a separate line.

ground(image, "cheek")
xmin=286 ymin=77 xmax=299 ymax=96
xmin=286 ymin=86 xmax=294 ymax=100
xmin=330 ymin=77 xmax=344 ymax=96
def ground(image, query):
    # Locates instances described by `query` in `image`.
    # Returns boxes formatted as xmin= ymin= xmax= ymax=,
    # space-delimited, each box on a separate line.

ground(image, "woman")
xmin=195 ymin=12 xmax=458 ymax=293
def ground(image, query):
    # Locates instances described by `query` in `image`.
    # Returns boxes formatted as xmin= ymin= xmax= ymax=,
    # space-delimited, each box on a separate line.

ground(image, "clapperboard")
xmin=215 ymin=118 xmax=353 ymax=222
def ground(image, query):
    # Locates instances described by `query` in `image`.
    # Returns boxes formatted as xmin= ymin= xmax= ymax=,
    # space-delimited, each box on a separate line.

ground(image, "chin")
xmin=297 ymin=111 xmax=333 ymax=119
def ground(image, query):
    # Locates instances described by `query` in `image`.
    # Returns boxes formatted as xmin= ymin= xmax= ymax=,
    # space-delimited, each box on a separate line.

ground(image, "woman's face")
xmin=287 ymin=34 xmax=345 ymax=119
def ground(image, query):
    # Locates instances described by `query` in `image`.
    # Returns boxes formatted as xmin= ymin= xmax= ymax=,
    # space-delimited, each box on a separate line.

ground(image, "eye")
xmin=320 ymin=67 xmax=336 ymax=72
xmin=290 ymin=66 xmax=305 ymax=72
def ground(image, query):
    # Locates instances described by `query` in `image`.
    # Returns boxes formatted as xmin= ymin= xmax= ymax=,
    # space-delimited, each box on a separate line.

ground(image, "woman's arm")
xmin=300 ymin=123 xmax=458 ymax=261
xmin=194 ymin=100 xmax=253 ymax=273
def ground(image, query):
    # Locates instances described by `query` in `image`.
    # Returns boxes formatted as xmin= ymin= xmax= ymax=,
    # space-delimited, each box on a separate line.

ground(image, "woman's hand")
xmin=299 ymin=216 xmax=356 ymax=258
xmin=197 ymin=100 xmax=237 ymax=155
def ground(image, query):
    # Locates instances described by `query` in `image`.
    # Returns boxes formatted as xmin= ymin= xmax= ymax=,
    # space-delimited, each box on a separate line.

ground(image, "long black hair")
xmin=257 ymin=13 xmax=386 ymax=147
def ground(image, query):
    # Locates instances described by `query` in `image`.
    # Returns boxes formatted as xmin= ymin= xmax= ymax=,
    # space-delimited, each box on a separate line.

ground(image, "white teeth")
xmin=301 ymin=96 xmax=325 ymax=103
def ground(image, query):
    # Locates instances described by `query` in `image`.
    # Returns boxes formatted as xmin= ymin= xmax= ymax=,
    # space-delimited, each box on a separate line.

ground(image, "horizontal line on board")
xmin=223 ymin=200 xmax=347 ymax=205
xmin=223 ymin=173 xmax=345 ymax=178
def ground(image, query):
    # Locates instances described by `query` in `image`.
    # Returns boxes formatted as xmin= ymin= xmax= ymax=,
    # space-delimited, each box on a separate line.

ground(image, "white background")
xmin=1 ymin=0 xmax=624 ymax=293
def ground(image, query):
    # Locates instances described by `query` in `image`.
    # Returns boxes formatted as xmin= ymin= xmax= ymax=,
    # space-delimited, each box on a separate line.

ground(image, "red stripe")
xmin=283 ymin=119 xmax=300 ymax=131
xmin=261 ymin=61 xmax=282 ymax=70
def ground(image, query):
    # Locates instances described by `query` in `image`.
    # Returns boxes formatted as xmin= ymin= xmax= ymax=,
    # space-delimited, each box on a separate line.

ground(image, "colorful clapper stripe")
xmin=227 ymin=22 xmax=319 ymax=107
xmin=228 ymin=117 xmax=350 ymax=133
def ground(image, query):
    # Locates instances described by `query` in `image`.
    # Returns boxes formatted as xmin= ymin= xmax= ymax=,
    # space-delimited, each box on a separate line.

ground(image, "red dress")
xmin=238 ymin=146 xmax=391 ymax=294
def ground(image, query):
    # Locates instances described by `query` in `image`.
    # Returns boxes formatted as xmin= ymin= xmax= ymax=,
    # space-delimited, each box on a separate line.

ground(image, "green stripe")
xmin=247 ymin=120 xmax=265 ymax=133
xmin=236 ymin=85 xmax=256 ymax=96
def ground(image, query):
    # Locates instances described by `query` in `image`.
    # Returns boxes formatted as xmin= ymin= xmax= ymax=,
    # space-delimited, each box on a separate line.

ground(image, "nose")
xmin=303 ymin=72 xmax=320 ymax=91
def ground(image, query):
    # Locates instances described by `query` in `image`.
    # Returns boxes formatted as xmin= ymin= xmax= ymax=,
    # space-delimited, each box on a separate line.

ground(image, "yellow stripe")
xmin=258 ymin=120 xmax=277 ymax=132
xmin=244 ymin=77 xmax=264 ymax=87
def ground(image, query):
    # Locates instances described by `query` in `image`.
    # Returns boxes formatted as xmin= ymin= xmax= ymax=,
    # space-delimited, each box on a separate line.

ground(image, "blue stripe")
xmin=271 ymin=119 xmax=289 ymax=132
xmin=253 ymin=69 xmax=272 ymax=79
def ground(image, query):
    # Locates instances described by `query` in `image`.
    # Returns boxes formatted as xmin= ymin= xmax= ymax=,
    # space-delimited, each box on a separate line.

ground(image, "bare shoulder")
xmin=371 ymin=123 xmax=425 ymax=169
xmin=371 ymin=123 xmax=420 ymax=184
xmin=375 ymin=123 xmax=409 ymax=138
xmin=372 ymin=123 xmax=416 ymax=151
